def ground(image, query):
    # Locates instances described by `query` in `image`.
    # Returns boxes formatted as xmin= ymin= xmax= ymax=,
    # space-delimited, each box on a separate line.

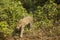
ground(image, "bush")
xmin=0 ymin=0 xmax=28 ymax=36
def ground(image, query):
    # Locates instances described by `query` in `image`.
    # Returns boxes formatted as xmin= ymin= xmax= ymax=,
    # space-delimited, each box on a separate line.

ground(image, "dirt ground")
xmin=0 ymin=28 xmax=60 ymax=40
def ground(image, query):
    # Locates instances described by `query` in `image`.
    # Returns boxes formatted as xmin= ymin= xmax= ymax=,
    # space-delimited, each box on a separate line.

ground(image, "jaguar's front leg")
xmin=20 ymin=26 xmax=24 ymax=38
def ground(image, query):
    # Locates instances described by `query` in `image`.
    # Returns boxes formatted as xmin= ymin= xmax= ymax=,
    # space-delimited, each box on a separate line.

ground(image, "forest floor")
xmin=4 ymin=28 xmax=60 ymax=40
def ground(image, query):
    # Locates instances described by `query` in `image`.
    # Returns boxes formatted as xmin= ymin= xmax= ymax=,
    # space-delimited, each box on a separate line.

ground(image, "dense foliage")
xmin=0 ymin=0 xmax=60 ymax=37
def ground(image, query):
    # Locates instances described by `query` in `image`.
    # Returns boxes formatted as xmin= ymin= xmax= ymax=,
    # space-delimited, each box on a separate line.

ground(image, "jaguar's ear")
xmin=16 ymin=26 xmax=20 ymax=30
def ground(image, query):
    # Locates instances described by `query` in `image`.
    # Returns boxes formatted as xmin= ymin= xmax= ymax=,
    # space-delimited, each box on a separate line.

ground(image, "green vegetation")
xmin=0 ymin=0 xmax=60 ymax=38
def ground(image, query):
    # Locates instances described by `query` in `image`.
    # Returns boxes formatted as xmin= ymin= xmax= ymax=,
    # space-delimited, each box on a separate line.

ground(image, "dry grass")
xmin=0 ymin=28 xmax=60 ymax=40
